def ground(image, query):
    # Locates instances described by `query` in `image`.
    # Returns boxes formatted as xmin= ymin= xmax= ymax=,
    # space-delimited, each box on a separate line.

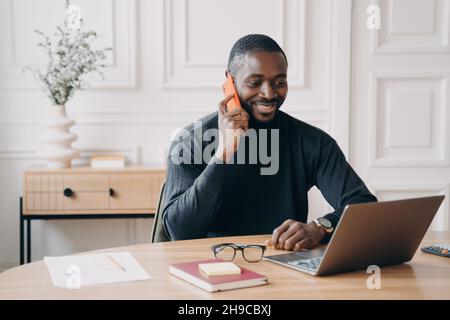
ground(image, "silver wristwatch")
xmin=313 ymin=217 xmax=334 ymax=234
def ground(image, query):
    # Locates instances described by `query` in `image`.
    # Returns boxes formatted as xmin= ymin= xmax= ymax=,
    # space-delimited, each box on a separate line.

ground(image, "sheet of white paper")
xmin=44 ymin=251 xmax=151 ymax=288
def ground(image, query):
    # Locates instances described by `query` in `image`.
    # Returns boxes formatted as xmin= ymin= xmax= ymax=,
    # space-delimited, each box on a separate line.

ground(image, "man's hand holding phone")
xmin=216 ymin=93 xmax=249 ymax=163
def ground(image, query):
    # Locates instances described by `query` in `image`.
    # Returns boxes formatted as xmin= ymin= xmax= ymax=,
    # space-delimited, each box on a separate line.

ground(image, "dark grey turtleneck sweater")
xmin=162 ymin=110 xmax=377 ymax=241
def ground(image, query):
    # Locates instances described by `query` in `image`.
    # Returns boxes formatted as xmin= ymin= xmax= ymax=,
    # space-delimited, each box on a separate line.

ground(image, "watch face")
xmin=318 ymin=217 xmax=332 ymax=229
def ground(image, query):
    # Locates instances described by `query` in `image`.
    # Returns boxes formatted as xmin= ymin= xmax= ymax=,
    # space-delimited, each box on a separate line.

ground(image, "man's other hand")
xmin=265 ymin=219 xmax=325 ymax=251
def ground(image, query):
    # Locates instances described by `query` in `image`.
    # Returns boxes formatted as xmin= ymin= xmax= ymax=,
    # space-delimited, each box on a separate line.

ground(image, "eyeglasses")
xmin=211 ymin=243 xmax=267 ymax=263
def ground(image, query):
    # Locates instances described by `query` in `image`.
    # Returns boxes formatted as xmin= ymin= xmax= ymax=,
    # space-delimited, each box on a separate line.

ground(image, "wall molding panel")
xmin=162 ymin=0 xmax=306 ymax=89
xmin=369 ymin=71 xmax=450 ymax=167
xmin=370 ymin=0 xmax=450 ymax=54
xmin=0 ymin=0 xmax=137 ymax=89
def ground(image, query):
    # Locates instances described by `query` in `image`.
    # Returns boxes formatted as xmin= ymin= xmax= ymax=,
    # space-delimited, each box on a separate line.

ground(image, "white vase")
xmin=37 ymin=104 xmax=81 ymax=168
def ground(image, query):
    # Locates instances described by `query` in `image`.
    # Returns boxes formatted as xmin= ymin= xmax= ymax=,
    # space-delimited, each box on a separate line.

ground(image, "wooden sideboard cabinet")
xmin=20 ymin=166 xmax=166 ymax=264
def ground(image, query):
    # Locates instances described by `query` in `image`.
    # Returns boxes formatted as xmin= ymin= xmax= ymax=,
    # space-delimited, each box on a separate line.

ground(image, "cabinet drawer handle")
xmin=63 ymin=188 xmax=74 ymax=197
xmin=109 ymin=188 xmax=115 ymax=197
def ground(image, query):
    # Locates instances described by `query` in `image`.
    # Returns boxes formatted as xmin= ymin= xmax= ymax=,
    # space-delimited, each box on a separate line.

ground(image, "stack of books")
xmin=90 ymin=155 xmax=126 ymax=168
xmin=169 ymin=258 xmax=268 ymax=292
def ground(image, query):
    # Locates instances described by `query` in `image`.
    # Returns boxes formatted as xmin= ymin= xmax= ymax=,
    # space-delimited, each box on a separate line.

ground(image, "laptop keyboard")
xmin=287 ymin=257 xmax=323 ymax=271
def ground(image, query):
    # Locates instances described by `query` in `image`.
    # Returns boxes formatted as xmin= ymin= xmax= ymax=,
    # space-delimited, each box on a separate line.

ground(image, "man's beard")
xmin=241 ymin=98 xmax=285 ymax=121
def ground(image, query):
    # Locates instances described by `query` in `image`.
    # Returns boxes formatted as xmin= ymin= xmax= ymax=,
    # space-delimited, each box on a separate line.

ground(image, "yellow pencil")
xmin=106 ymin=254 xmax=127 ymax=271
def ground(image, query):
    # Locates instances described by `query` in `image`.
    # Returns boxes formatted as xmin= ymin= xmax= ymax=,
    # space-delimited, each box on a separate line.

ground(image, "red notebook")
xmin=169 ymin=259 xmax=268 ymax=292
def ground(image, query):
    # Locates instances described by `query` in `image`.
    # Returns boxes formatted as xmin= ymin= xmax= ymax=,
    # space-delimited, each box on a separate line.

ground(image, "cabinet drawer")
xmin=26 ymin=192 xmax=64 ymax=211
xmin=63 ymin=192 xmax=110 ymax=210
xmin=63 ymin=174 xmax=109 ymax=192
xmin=26 ymin=174 xmax=64 ymax=192
xmin=109 ymin=174 xmax=152 ymax=209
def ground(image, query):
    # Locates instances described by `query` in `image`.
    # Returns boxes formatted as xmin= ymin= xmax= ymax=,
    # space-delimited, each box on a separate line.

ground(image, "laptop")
xmin=263 ymin=195 xmax=445 ymax=276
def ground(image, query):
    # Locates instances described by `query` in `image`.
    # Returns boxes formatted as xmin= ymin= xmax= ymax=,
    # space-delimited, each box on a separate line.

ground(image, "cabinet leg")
xmin=26 ymin=219 xmax=31 ymax=263
xmin=20 ymin=197 xmax=24 ymax=265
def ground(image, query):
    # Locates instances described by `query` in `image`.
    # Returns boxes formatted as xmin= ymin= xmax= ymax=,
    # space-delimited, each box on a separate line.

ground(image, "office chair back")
xmin=151 ymin=180 xmax=171 ymax=243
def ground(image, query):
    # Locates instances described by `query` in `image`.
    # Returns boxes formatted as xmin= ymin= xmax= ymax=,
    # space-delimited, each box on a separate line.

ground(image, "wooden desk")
xmin=1 ymin=232 xmax=449 ymax=299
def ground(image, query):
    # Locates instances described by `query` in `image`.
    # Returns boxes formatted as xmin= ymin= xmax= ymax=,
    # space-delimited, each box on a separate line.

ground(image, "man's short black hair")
xmin=227 ymin=34 xmax=287 ymax=75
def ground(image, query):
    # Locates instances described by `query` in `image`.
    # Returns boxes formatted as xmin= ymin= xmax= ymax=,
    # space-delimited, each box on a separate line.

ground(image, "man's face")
xmin=231 ymin=51 xmax=288 ymax=122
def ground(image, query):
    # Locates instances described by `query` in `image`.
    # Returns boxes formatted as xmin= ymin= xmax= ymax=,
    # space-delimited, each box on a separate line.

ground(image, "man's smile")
xmin=255 ymin=102 xmax=277 ymax=115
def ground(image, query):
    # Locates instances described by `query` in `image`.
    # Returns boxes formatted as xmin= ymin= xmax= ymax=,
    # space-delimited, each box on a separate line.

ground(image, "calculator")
xmin=421 ymin=243 xmax=450 ymax=258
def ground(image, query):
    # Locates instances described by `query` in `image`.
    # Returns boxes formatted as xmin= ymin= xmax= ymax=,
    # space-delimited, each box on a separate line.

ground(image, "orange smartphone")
xmin=222 ymin=74 xmax=242 ymax=113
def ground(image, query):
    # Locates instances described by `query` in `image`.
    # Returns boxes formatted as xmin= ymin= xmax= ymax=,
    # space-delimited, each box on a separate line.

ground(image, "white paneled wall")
xmin=351 ymin=0 xmax=450 ymax=232
xmin=2 ymin=0 xmax=447 ymax=271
